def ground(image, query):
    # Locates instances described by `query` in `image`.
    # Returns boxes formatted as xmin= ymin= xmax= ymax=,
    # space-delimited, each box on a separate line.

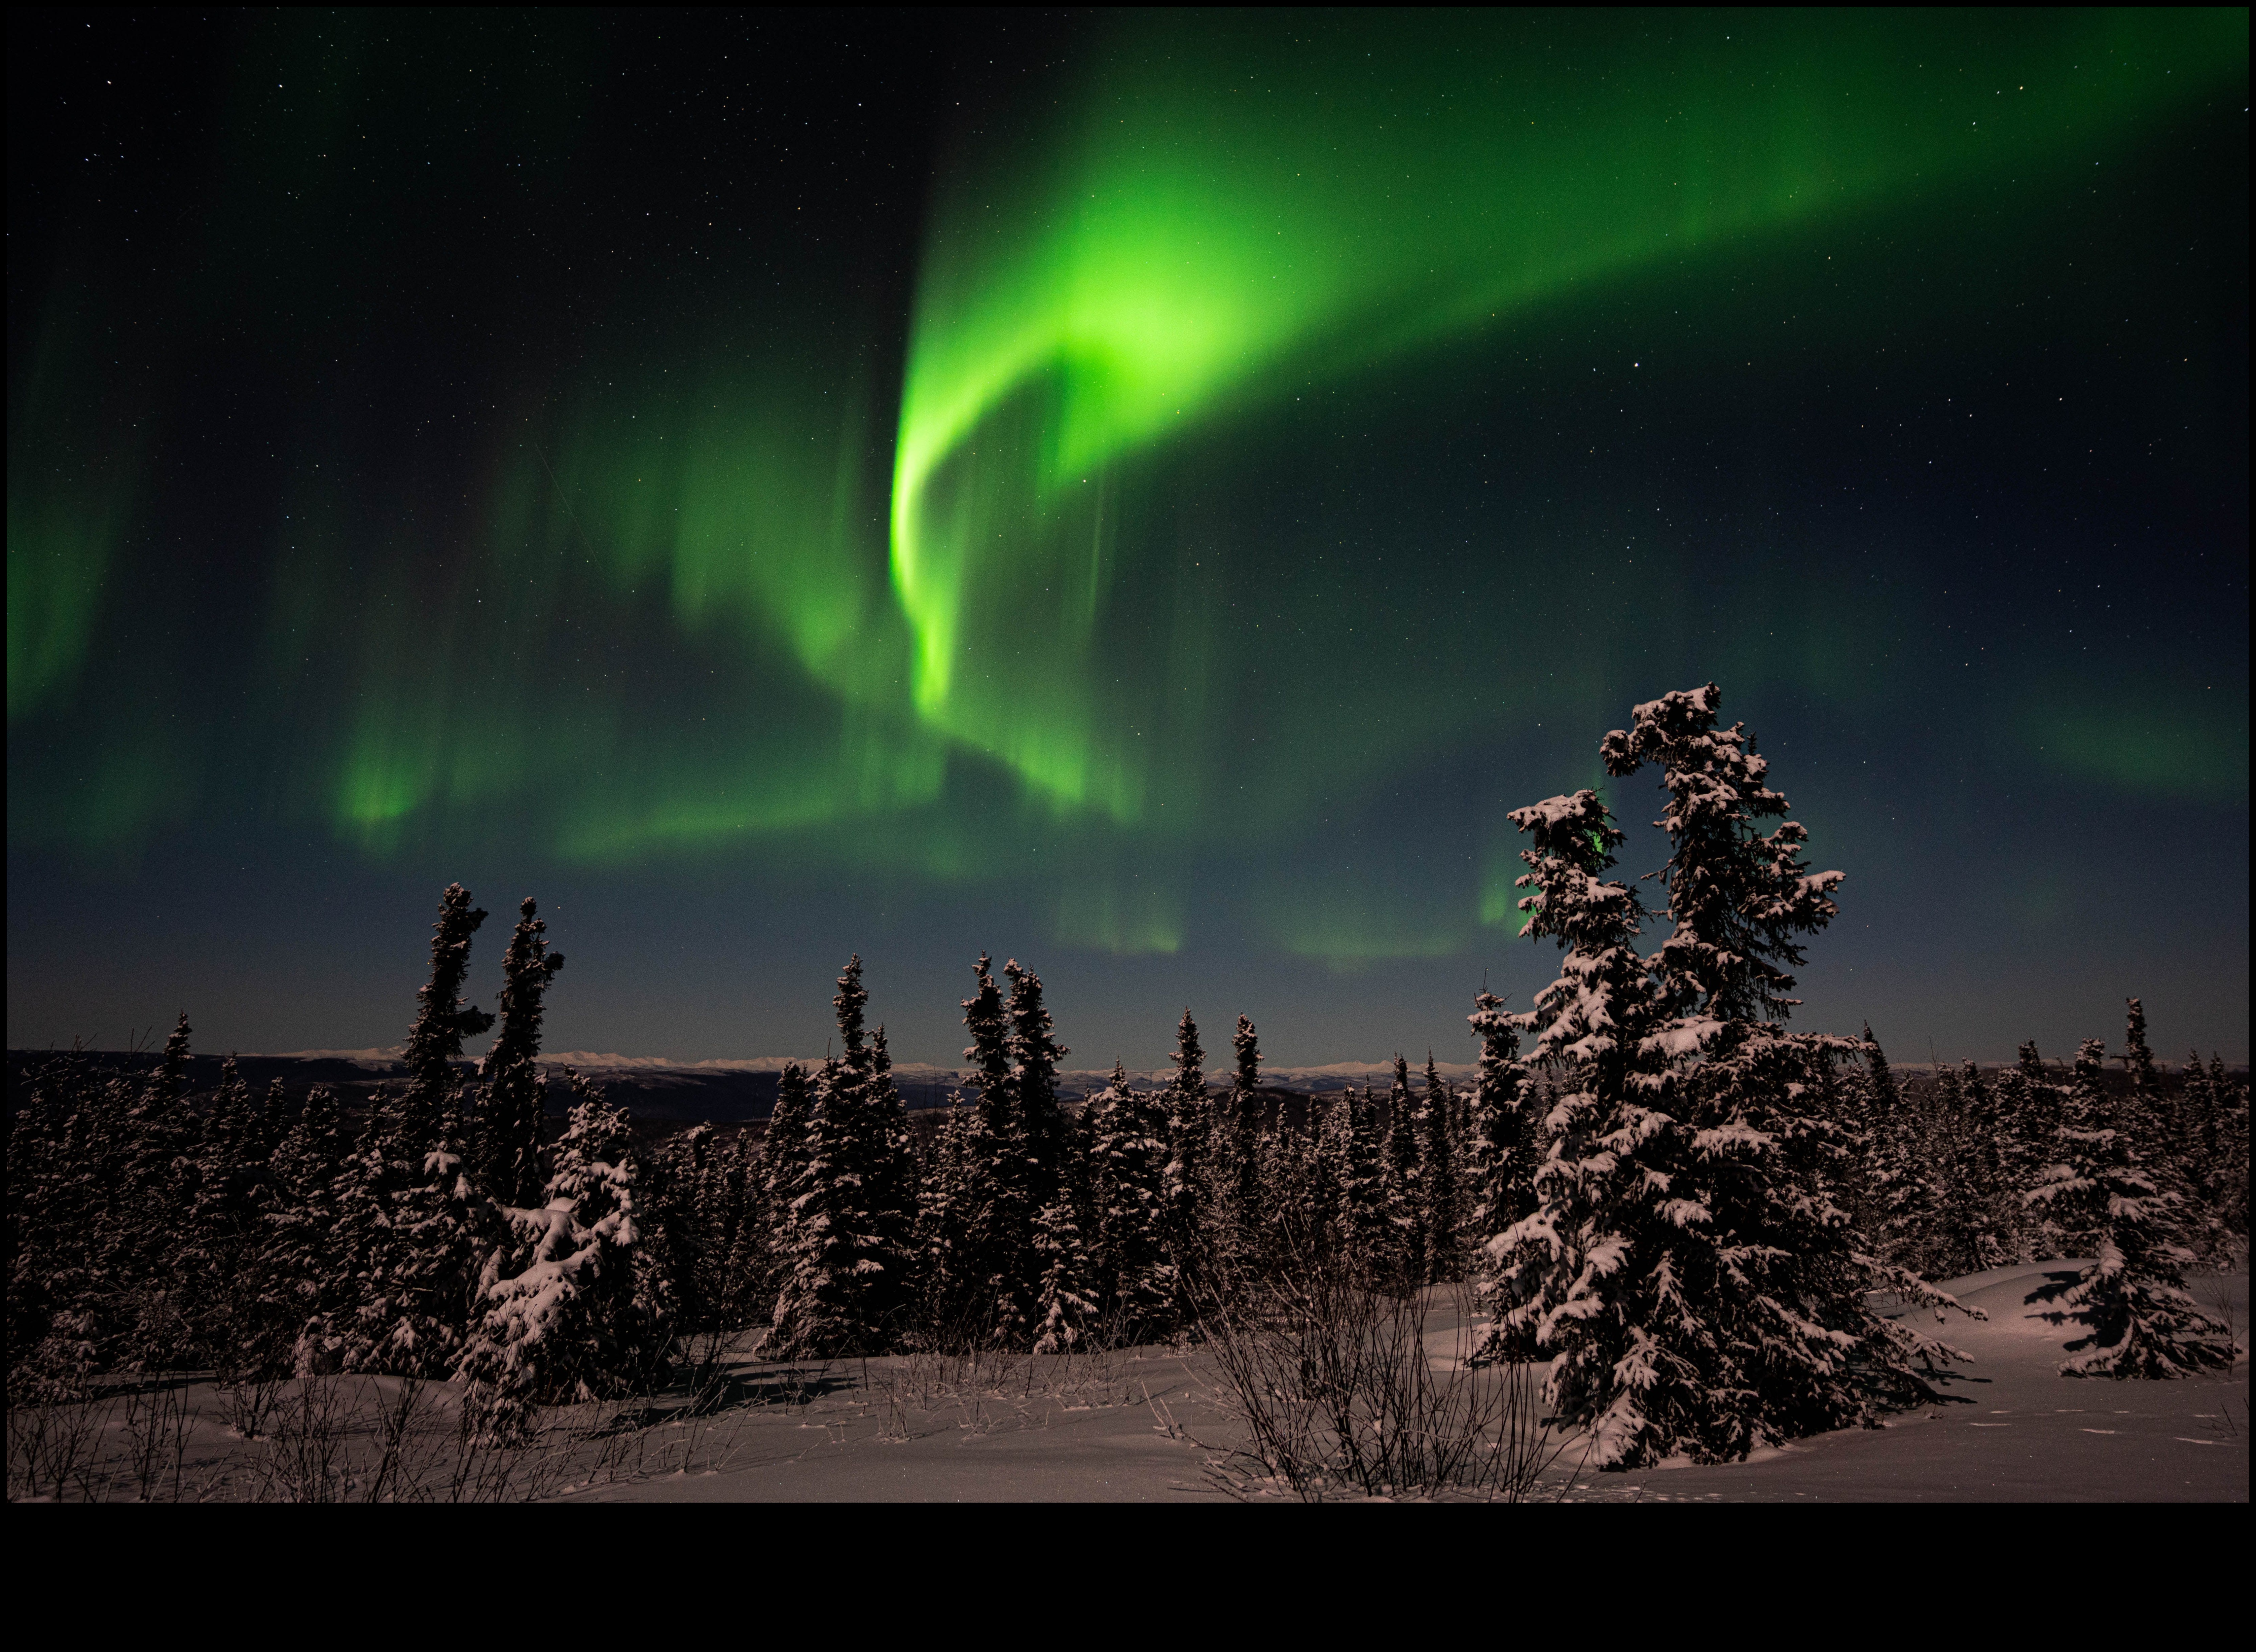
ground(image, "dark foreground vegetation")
xmin=8 ymin=685 xmax=2245 ymax=1497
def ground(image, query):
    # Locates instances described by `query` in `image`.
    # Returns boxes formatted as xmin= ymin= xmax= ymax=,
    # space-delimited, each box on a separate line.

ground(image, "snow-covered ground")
xmin=14 ymin=1266 xmax=2241 ymax=1502
xmin=578 ymin=1264 xmax=2246 ymax=1503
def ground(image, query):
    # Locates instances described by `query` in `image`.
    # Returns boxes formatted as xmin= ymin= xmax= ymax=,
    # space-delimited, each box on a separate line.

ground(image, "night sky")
xmin=8 ymin=10 xmax=2248 ymax=1069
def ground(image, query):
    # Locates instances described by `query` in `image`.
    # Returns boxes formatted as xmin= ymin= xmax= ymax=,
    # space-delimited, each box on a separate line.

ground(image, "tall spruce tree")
xmin=478 ymin=897 xmax=565 ymax=1208
xmin=1160 ymin=1008 xmax=1212 ymax=1304
xmin=1474 ymin=788 xmax=1659 ymax=1414
xmin=1488 ymin=689 xmax=1965 ymax=1466
xmin=768 ymin=958 xmax=911 ymax=1358
xmin=1220 ymin=1015 xmax=1266 ymax=1270
xmin=960 ymin=954 xmax=1033 ymax=1346
xmin=1005 ymin=961 xmax=1071 ymax=1216
xmin=867 ymin=1025 xmax=920 ymax=1326
xmin=1420 ymin=1054 xmax=1461 ymax=1284
xmin=336 ymin=886 xmax=498 ymax=1377
xmin=1465 ymin=991 xmax=1536 ymax=1261
xmin=724 ymin=1063 xmax=800 ymax=1336
xmin=403 ymin=884 xmax=497 ymax=1100
xmin=1380 ymin=1055 xmax=1424 ymax=1291
xmin=914 ymin=1091 xmax=980 ymax=1341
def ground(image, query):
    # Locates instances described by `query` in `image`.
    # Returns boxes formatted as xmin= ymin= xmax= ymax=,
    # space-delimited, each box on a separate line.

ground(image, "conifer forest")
xmin=8 ymin=687 xmax=2246 ymax=1500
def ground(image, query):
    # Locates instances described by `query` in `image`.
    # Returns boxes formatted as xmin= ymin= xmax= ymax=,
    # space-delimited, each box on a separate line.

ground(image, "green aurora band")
xmin=7 ymin=10 xmax=2244 ymax=963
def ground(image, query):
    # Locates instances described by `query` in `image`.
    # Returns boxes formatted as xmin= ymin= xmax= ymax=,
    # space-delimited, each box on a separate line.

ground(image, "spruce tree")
xmin=866 ymin=1025 xmax=920 ymax=1329
xmin=1220 ymin=1015 xmax=1267 ymax=1271
xmin=1465 ymin=991 xmax=1536 ymax=1261
xmin=264 ymin=1084 xmax=351 ymax=1374
xmin=768 ymin=958 xmax=915 ymax=1358
xmin=1379 ymin=1055 xmax=1424 ymax=1292
xmin=1160 ymin=1009 xmax=1212 ymax=1302
xmin=1308 ymin=1090 xmax=1351 ymax=1248
xmin=1005 ymin=960 xmax=1071 ymax=1218
xmin=1420 ymin=1054 xmax=1461 ymax=1284
xmin=1472 ymin=787 xmax=1666 ymax=1437
xmin=403 ymin=885 xmax=497 ymax=1099
xmin=1030 ymin=1195 xmax=1098 ymax=1354
xmin=1085 ymin=1063 xmax=1174 ymax=1341
xmin=182 ymin=1055 xmax=270 ymax=1374
xmin=913 ymin=1091 xmax=979 ymax=1341
xmin=108 ymin=1013 xmax=205 ymax=1371
xmin=750 ymin=1061 xmax=814 ymax=1333
xmin=959 ymin=954 xmax=1033 ymax=1345
xmin=1335 ymin=1084 xmax=1388 ymax=1269
xmin=1601 ymin=684 xmax=1963 ymax=1461
xmin=1931 ymin=1061 xmax=2013 ymax=1275
xmin=478 ymin=897 xmax=565 ymax=1209
xmin=336 ymin=886 xmax=499 ymax=1377
xmin=1861 ymin=1029 xmax=1947 ymax=1275
xmin=2027 ymin=1039 xmax=2234 ymax=1377
xmin=1487 ymin=689 xmax=1964 ymax=1466
xmin=458 ymin=1077 xmax=668 ymax=1438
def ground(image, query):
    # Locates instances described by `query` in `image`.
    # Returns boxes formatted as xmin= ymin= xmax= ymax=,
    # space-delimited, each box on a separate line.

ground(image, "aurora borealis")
xmin=8 ymin=10 xmax=2248 ymax=1066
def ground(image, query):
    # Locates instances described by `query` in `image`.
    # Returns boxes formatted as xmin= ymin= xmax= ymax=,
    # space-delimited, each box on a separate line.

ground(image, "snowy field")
xmin=11 ymin=1265 xmax=2243 ymax=1502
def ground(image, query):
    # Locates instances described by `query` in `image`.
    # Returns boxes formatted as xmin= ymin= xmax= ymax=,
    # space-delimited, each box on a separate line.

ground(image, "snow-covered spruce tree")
xmin=1857 ymin=1028 xmax=1949 ymax=1275
xmin=1470 ymin=788 xmax=1668 ymax=1430
xmin=1218 ymin=1015 xmax=1267 ymax=1272
xmin=6 ymin=1051 xmax=118 ymax=1395
xmin=1931 ymin=1061 xmax=2015 ymax=1275
xmin=1379 ymin=1055 xmax=1425 ymax=1292
xmin=1005 ymin=961 xmax=1071 ymax=1218
xmin=746 ymin=1060 xmax=814 ymax=1332
xmin=403 ymin=885 xmax=499 ymax=1098
xmin=1159 ymin=1008 xmax=1213 ymax=1304
xmin=912 ymin=1090 xmax=980 ymax=1341
xmin=2176 ymin=1051 xmax=2244 ymax=1266
xmin=2025 ymin=1039 xmax=2235 ymax=1377
xmin=866 ymin=1024 xmax=921 ymax=1324
xmin=1085 ymin=1063 xmax=1175 ymax=1342
xmin=767 ymin=957 xmax=916 ymax=1359
xmin=1602 ymin=684 xmax=1970 ymax=1458
xmin=337 ymin=1077 xmax=494 ymax=1379
xmin=177 ymin=1055 xmax=271 ymax=1371
xmin=458 ymin=1075 xmax=669 ymax=1438
xmin=1030 ymin=1194 xmax=1098 ymax=1354
xmin=336 ymin=885 xmax=498 ymax=1377
xmin=2033 ymin=1041 xmax=2112 ymax=1259
xmin=476 ymin=897 xmax=565 ymax=1209
xmin=1464 ymin=992 xmax=1536 ymax=1271
xmin=98 ymin=1013 xmax=205 ymax=1370
xmin=956 ymin=954 xmax=1034 ymax=1345
xmin=2118 ymin=998 xmax=2160 ymax=1134
xmin=1418 ymin=1055 xmax=1462 ymax=1283
xmin=1990 ymin=1056 xmax=2048 ymax=1256
xmin=260 ymin=1083 xmax=351 ymax=1374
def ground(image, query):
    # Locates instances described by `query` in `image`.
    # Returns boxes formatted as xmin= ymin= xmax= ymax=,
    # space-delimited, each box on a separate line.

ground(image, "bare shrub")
xmin=6 ymin=1390 xmax=114 ymax=1502
xmin=122 ymin=1382 xmax=193 ymax=1501
xmin=1189 ymin=1241 xmax=1568 ymax=1501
